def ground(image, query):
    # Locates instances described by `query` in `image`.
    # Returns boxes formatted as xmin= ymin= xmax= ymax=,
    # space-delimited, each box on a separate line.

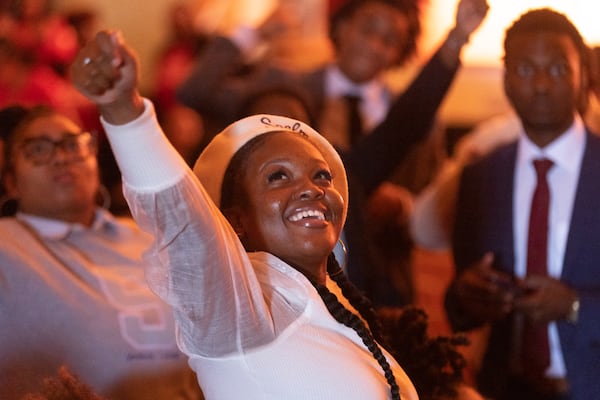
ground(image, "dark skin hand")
xmin=454 ymin=253 xmax=517 ymax=323
xmin=456 ymin=253 xmax=579 ymax=324
xmin=69 ymin=31 xmax=144 ymax=125
xmin=514 ymin=274 xmax=578 ymax=324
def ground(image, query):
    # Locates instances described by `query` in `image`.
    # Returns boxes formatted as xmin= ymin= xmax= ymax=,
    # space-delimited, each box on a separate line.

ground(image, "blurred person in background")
xmin=151 ymin=0 xmax=207 ymax=166
xmin=0 ymin=104 xmax=202 ymax=400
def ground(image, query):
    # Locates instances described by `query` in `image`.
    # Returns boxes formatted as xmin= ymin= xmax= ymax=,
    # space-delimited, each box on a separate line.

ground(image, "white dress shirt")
xmin=513 ymin=114 xmax=586 ymax=378
xmin=325 ymin=64 xmax=390 ymax=132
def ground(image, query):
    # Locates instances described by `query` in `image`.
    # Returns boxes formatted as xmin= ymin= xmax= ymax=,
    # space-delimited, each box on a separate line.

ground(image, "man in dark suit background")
xmin=446 ymin=8 xmax=600 ymax=400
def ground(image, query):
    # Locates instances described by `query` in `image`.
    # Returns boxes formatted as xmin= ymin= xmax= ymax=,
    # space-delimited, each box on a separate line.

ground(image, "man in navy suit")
xmin=446 ymin=9 xmax=600 ymax=400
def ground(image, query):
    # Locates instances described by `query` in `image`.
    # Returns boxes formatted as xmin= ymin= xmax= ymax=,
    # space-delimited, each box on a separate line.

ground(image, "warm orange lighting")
xmin=422 ymin=0 xmax=600 ymax=66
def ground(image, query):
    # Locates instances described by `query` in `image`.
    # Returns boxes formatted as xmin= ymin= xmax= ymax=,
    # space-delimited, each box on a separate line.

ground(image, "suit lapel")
xmin=493 ymin=143 xmax=519 ymax=275
xmin=561 ymin=131 xmax=600 ymax=280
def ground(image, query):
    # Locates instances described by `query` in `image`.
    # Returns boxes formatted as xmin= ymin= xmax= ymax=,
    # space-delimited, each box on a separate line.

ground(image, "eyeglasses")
xmin=19 ymin=132 xmax=97 ymax=165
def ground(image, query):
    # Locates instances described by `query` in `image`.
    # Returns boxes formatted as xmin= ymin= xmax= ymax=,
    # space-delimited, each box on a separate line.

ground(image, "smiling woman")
xmin=68 ymin=28 xmax=426 ymax=399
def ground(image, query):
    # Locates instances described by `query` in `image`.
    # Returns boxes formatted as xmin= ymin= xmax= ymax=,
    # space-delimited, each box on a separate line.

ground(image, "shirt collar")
xmin=325 ymin=64 xmax=386 ymax=101
xmin=517 ymin=114 xmax=586 ymax=174
xmin=16 ymin=208 xmax=119 ymax=240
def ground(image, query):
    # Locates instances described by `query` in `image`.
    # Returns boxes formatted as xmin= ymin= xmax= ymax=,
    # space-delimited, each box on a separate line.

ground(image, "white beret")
xmin=193 ymin=114 xmax=348 ymax=219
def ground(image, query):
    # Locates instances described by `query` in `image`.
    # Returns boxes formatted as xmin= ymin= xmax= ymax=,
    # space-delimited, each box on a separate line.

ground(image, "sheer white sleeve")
xmin=101 ymin=99 xmax=292 ymax=356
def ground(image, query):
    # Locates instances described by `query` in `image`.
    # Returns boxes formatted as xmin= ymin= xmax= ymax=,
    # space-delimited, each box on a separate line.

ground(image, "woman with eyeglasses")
xmin=0 ymin=105 xmax=203 ymax=400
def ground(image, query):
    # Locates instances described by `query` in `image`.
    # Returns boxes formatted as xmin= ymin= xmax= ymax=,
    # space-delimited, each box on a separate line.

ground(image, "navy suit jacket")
xmin=447 ymin=131 xmax=600 ymax=400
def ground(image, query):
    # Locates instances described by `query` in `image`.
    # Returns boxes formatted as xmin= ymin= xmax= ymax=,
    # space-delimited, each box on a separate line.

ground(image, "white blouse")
xmin=103 ymin=99 xmax=418 ymax=400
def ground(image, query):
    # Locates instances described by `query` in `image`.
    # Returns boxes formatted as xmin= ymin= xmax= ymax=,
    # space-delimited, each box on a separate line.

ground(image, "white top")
xmin=102 ymin=99 xmax=418 ymax=400
xmin=325 ymin=64 xmax=389 ymax=131
xmin=0 ymin=208 xmax=199 ymax=399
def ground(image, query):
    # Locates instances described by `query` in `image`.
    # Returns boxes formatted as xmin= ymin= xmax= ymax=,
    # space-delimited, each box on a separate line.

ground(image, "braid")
xmin=326 ymin=254 xmax=390 ymax=346
xmin=311 ymin=255 xmax=401 ymax=400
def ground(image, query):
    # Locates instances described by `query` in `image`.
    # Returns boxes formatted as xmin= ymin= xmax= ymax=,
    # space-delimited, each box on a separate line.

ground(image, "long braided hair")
xmin=312 ymin=254 xmax=401 ymax=400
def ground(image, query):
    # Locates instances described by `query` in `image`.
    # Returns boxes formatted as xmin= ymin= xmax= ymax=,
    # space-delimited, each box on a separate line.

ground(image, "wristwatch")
xmin=566 ymin=296 xmax=580 ymax=324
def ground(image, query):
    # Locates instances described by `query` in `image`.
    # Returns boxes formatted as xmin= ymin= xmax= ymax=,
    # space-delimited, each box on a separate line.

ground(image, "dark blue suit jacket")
xmin=447 ymin=131 xmax=600 ymax=400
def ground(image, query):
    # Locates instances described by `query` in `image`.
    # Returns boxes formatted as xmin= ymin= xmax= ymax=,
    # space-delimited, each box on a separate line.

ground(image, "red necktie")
xmin=522 ymin=158 xmax=553 ymax=377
